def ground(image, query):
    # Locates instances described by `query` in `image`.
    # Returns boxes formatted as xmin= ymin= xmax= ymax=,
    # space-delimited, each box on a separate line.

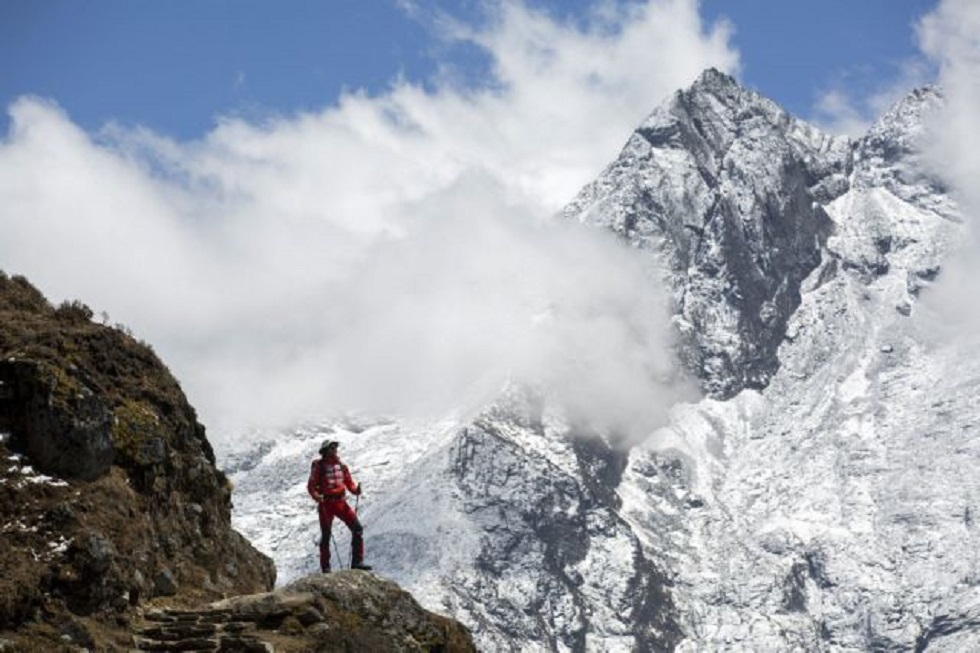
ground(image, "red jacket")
xmin=307 ymin=455 xmax=359 ymax=501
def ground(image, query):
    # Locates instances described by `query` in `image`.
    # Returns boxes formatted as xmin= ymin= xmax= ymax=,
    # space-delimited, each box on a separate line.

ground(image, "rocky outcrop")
xmin=0 ymin=273 xmax=278 ymax=649
xmin=132 ymin=572 xmax=476 ymax=652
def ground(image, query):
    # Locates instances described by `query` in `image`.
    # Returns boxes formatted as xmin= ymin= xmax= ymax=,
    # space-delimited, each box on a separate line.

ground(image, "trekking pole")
xmin=348 ymin=492 xmax=362 ymax=569
xmin=331 ymin=533 xmax=345 ymax=570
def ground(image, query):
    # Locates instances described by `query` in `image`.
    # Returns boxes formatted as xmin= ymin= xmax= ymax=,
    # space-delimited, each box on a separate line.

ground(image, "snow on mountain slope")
xmin=225 ymin=71 xmax=979 ymax=651
xmin=614 ymin=81 xmax=976 ymax=650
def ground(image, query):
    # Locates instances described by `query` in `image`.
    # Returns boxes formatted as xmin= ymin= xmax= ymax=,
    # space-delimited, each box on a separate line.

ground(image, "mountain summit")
xmin=565 ymin=67 xmax=852 ymax=398
xmin=231 ymin=70 xmax=974 ymax=651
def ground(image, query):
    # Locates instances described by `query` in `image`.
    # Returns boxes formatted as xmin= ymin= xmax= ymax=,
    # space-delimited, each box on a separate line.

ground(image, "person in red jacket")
xmin=307 ymin=440 xmax=371 ymax=572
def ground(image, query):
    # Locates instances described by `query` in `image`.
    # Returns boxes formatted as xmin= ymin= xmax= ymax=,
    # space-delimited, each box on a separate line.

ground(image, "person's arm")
xmin=307 ymin=461 xmax=322 ymax=502
xmin=343 ymin=465 xmax=361 ymax=495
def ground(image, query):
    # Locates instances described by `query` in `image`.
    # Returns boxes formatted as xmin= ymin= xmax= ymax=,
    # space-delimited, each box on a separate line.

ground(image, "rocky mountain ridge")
xmin=564 ymin=67 xmax=853 ymax=397
xmin=228 ymin=69 xmax=978 ymax=651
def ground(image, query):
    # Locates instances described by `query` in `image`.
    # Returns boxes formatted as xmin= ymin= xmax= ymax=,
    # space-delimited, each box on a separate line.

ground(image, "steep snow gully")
xmin=226 ymin=70 xmax=979 ymax=651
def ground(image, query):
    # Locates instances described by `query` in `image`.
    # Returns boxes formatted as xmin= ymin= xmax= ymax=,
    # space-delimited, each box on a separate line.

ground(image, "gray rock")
xmin=0 ymin=360 xmax=114 ymax=481
xmin=153 ymin=568 xmax=178 ymax=597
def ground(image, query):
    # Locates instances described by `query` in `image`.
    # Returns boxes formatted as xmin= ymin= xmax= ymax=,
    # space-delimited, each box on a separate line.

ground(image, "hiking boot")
xmin=351 ymin=562 xmax=373 ymax=571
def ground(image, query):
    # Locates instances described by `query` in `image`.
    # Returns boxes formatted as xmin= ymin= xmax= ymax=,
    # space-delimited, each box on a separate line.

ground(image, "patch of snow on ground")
xmin=4 ymin=452 xmax=69 ymax=488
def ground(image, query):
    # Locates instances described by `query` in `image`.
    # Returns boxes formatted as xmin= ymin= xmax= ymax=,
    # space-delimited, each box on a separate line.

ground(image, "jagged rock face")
xmin=0 ymin=359 xmax=114 ymax=481
xmin=0 ymin=275 xmax=275 ymax=650
xmin=853 ymin=87 xmax=949 ymax=213
xmin=228 ymin=72 xmax=979 ymax=650
xmin=564 ymin=68 xmax=852 ymax=397
xmin=445 ymin=394 xmax=682 ymax=652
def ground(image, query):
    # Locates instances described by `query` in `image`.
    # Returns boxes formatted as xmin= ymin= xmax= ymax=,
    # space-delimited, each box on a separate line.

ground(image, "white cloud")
xmin=812 ymin=59 xmax=933 ymax=137
xmin=917 ymin=0 xmax=980 ymax=194
xmin=914 ymin=0 xmax=980 ymax=327
xmin=0 ymin=0 xmax=734 ymax=440
xmin=812 ymin=88 xmax=873 ymax=138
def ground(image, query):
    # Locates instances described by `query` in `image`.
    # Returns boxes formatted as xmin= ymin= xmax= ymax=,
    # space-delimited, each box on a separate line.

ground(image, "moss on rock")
xmin=111 ymin=399 xmax=167 ymax=467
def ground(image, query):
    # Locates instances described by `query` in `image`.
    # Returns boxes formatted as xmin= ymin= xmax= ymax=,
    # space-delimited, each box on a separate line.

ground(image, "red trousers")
xmin=317 ymin=498 xmax=363 ymax=571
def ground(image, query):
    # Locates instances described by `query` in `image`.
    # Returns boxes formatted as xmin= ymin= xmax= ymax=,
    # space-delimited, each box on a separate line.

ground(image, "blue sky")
xmin=704 ymin=0 xmax=935 ymax=116
xmin=2 ymin=0 xmax=938 ymax=140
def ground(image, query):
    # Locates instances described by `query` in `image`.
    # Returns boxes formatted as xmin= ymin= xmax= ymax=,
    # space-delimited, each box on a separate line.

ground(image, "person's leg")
xmin=336 ymin=501 xmax=366 ymax=568
xmin=318 ymin=503 xmax=336 ymax=572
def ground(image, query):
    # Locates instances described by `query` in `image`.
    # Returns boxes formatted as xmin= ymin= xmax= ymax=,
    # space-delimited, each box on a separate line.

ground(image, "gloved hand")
xmin=352 ymin=484 xmax=362 ymax=496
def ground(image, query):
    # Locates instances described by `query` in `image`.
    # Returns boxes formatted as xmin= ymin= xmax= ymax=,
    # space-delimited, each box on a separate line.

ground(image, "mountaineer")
xmin=307 ymin=440 xmax=371 ymax=572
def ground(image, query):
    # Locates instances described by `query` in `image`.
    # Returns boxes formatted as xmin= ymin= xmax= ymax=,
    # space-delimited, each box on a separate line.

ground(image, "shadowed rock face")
xmin=564 ymin=68 xmax=851 ymax=398
xmin=0 ymin=359 xmax=114 ymax=481
xmin=0 ymin=273 xmax=276 ymax=649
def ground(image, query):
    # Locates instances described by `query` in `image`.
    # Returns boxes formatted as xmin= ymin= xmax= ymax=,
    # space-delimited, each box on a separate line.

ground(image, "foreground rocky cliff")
xmin=131 ymin=572 xmax=475 ymax=652
xmin=0 ymin=273 xmax=475 ymax=651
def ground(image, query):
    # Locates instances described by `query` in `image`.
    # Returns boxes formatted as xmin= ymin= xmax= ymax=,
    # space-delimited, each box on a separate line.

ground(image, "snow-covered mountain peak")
xmin=853 ymin=86 xmax=953 ymax=219
xmin=566 ymin=70 xmax=853 ymax=399
xmin=859 ymin=85 xmax=943 ymax=165
xmin=641 ymin=67 xmax=851 ymax=183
